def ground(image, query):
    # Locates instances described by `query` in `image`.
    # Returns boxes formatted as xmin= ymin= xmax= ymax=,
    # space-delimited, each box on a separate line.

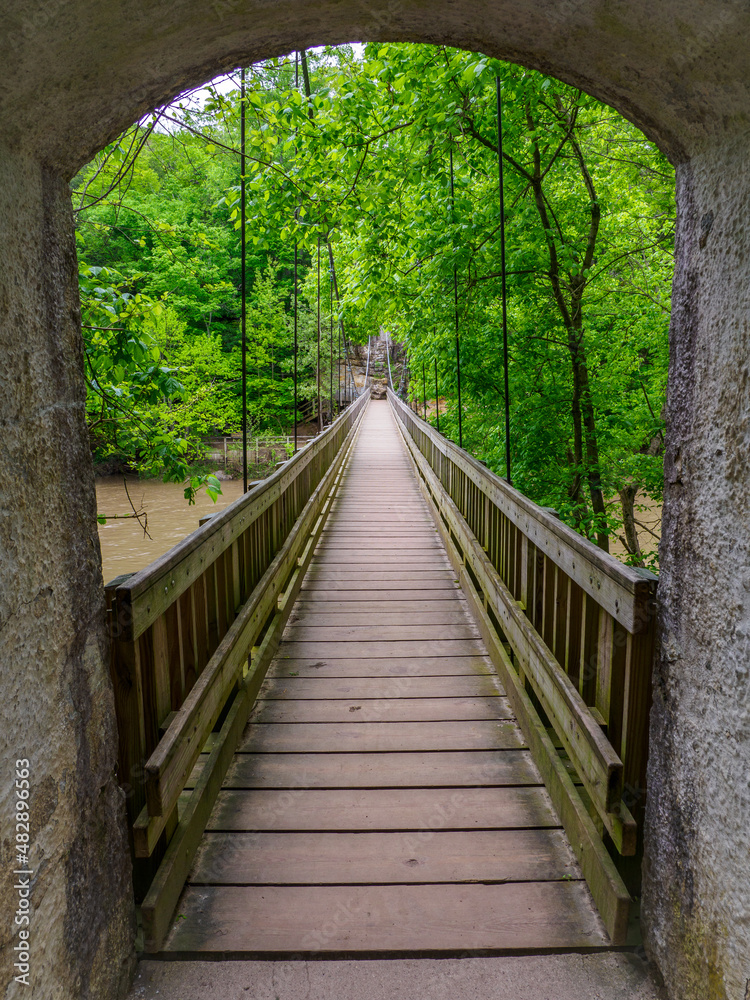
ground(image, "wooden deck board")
xmin=189 ymin=828 xmax=581 ymax=884
xmin=249 ymin=696 xmax=513 ymax=723
xmin=278 ymin=640 xmax=487 ymax=658
xmin=283 ymin=624 xmax=481 ymax=642
xmin=291 ymin=601 xmax=477 ymax=615
xmin=206 ymin=786 xmax=560 ymax=831
xmin=303 ymin=570 xmax=456 ymax=582
xmin=237 ymin=720 xmax=524 ymax=753
xmin=311 ymin=552 xmax=451 ymax=563
xmin=223 ymin=750 xmax=538 ymax=788
xmin=311 ymin=554 xmax=449 ymax=561
xmin=164 ymin=882 xmax=608 ymax=953
xmin=299 ymin=582 xmax=460 ymax=595
xmin=296 ymin=589 xmax=460 ymax=602
xmin=160 ymin=400 xmax=610 ymax=956
xmin=258 ymin=675 xmax=505 ymax=699
xmin=288 ymin=609 xmax=473 ymax=625
xmin=270 ymin=656 xmax=494 ymax=677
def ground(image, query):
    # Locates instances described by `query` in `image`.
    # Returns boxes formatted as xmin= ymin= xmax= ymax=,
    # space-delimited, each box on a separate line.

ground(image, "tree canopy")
xmin=74 ymin=43 xmax=674 ymax=565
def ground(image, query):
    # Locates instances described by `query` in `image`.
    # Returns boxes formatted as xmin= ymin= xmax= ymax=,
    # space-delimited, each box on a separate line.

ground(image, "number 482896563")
xmin=15 ymin=760 xmax=30 ymax=859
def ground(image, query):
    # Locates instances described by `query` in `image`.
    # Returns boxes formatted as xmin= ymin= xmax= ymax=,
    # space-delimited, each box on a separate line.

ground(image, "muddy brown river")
xmin=96 ymin=473 xmax=662 ymax=586
xmin=96 ymin=475 xmax=246 ymax=585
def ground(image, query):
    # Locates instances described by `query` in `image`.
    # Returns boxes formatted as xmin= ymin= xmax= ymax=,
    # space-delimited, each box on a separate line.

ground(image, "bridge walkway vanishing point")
xmin=107 ymin=390 xmax=655 ymax=957
xmin=161 ymin=401 xmax=610 ymax=955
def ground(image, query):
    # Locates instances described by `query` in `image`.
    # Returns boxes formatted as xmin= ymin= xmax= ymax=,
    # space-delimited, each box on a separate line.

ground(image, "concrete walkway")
xmin=128 ymin=953 xmax=666 ymax=999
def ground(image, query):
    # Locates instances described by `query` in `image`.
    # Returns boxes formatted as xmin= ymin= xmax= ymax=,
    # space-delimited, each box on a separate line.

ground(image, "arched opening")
xmin=2 ymin=5 xmax=750 ymax=999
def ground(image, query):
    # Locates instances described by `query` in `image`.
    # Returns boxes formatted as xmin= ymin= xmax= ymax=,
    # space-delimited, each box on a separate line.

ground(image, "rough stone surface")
xmin=1 ymin=3 xmax=750 ymax=1000
xmin=127 ymin=954 xmax=666 ymax=1000
xmin=3 ymin=0 xmax=750 ymax=176
xmin=0 ymin=145 xmax=136 ymax=1000
xmin=643 ymin=136 xmax=750 ymax=1000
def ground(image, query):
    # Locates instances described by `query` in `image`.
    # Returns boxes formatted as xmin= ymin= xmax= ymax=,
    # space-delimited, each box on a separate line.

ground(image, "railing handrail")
xmin=203 ymin=434 xmax=317 ymax=446
xmin=389 ymin=386 xmax=656 ymax=944
xmin=106 ymin=388 xmax=371 ymax=949
xmin=115 ymin=394 xmax=369 ymax=640
xmin=388 ymin=389 xmax=657 ymax=632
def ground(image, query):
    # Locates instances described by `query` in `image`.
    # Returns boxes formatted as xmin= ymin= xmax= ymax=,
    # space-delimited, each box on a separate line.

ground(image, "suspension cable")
xmin=385 ymin=330 xmax=394 ymax=391
xmin=497 ymin=76 xmax=512 ymax=484
xmin=450 ymin=145 xmax=463 ymax=448
xmin=293 ymin=52 xmax=299 ymax=454
xmin=434 ymin=355 xmax=440 ymax=433
xmin=327 ymin=245 xmax=358 ymax=402
xmin=317 ymin=236 xmax=322 ymax=433
xmin=240 ymin=67 xmax=248 ymax=492
xmin=329 ymin=258 xmax=334 ymax=418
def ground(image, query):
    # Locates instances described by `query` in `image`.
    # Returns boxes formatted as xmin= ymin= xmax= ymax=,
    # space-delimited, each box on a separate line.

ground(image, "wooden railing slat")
xmin=389 ymin=400 xmax=633 ymax=941
xmin=566 ymin=580 xmax=584 ymax=691
xmin=192 ymin=576 xmax=209 ymax=678
xmin=594 ymin=610 xmax=614 ymax=726
xmin=107 ymin=392 xmax=369 ymax=888
xmin=115 ymin=415 xmax=358 ymax=642
xmin=388 ymin=392 xmax=656 ymax=632
xmin=139 ymin=396 xmax=368 ymax=824
xmin=395 ymin=414 xmax=623 ymax=809
xmin=389 ymin=388 xmax=648 ymax=861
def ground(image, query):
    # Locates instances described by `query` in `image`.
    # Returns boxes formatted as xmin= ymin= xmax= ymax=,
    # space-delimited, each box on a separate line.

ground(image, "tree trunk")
xmin=569 ymin=286 xmax=609 ymax=551
xmin=617 ymin=483 xmax=644 ymax=565
xmin=566 ymin=357 xmax=587 ymax=528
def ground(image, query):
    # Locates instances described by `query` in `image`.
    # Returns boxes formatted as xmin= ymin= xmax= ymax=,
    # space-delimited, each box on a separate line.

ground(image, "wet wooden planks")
xmin=189 ymin=828 xmax=579 ymax=884
xmin=168 ymin=882 xmax=607 ymax=954
xmin=205 ymin=786 xmax=561 ymax=832
xmin=162 ymin=400 xmax=609 ymax=955
xmin=248 ymin=695 xmax=514 ymax=722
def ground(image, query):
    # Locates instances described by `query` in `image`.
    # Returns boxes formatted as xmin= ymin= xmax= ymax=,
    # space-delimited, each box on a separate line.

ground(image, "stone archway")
xmin=1 ymin=4 xmax=749 ymax=999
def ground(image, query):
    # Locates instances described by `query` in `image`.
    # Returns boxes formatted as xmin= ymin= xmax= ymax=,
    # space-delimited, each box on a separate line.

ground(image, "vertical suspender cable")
xmin=422 ymin=361 xmax=427 ymax=420
xmin=240 ymin=67 xmax=248 ymax=492
xmin=300 ymin=49 xmax=322 ymax=428
xmin=330 ymin=245 xmax=341 ymax=410
xmin=293 ymin=239 xmax=299 ymax=452
xmin=317 ymin=236 xmax=322 ymax=433
xmin=449 ymin=145 xmax=463 ymax=448
xmin=497 ymin=76 xmax=512 ymax=485
xmin=328 ymin=243 xmax=353 ymax=404
xmin=434 ymin=355 xmax=440 ymax=433
xmin=328 ymin=243 xmax=357 ymax=399
xmin=329 ymin=257 xmax=334 ymax=417
xmin=293 ymin=52 xmax=299 ymax=454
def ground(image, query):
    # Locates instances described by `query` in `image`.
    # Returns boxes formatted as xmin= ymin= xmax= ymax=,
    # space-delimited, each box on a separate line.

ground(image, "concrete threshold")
xmin=127 ymin=952 xmax=666 ymax=1000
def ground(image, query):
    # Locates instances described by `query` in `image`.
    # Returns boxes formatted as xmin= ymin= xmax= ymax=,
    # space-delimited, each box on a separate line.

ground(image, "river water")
xmin=96 ymin=474 xmax=662 ymax=586
xmin=96 ymin=476 xmax=246 ymax=585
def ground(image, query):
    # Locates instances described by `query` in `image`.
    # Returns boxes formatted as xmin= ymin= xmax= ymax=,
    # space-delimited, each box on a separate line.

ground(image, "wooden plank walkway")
xmin=162 ymin=400 xmax=609 ymax=955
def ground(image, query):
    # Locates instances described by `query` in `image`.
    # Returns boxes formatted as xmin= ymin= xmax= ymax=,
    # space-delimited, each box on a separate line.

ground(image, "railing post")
xmin=231 ymin=538 xmax=241 ymax=614
xmin=594 ymin=609 xmax=615 ymax=726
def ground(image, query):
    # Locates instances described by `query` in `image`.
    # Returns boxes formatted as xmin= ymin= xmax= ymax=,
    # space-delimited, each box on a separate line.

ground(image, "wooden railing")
xmin=105 ymin=390 xmax=369 ymax=949
xmin=389 ymin=388 xmax=657 ymax=944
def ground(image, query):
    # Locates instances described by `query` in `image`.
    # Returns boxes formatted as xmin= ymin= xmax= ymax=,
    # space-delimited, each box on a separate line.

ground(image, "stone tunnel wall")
xmin=1 ymin=3 xmax=750 ymax=999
